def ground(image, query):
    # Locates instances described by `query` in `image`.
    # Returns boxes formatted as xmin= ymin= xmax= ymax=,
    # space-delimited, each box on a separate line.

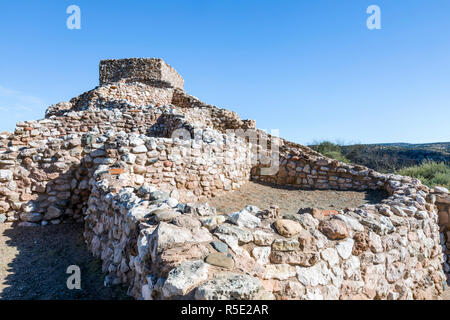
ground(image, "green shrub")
xmin=397 ymin=161 xmax=450 ymax=189
xmin=311 ymin=141 xmax=350 ymax=163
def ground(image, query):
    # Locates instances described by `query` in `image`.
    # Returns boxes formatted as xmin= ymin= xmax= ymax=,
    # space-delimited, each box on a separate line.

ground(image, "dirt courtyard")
xmin=206 ymin=181 xmax=389 ymax=215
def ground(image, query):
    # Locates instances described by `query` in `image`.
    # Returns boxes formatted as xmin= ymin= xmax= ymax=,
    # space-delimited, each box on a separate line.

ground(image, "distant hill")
xmin=310 ymin=142 xmax=450 ymax=173
xmin=340 ymin=142 xmax=450 ymax=173
xmin=366 ymin=142 xmax=450 ymax=153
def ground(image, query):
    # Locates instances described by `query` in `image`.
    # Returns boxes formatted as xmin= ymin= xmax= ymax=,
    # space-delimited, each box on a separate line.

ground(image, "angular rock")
xmin=251 ymin=246 xmax=271 ymax=265
xmin=253 ymin=230 xmax=275 ymax=246
xmin=214 ymin=224 xmax=253 ymax=244
xmin=0 ymin=170 xmax=13 ymax=182
xmin=270 ymin=250 xmax=319 ymax=267
xmin=211 ymin=240 xmax=228 ymax=253
xmin=44 ymin=206 xmax=62 ymax=220
xmin=154 ymin=209 xmax=181 ymax=223
xmin=263 ymin=264 xmax=296 ymax=280
xmin=194 ymin=274 xmax=262 ymax=300
xmin=161 ymin=260 xmax=209 ymax=298
xmin=205 ymin=252 xmax=234 ymax=269
xmin=149 ymin=222 xmax=213 ymax=258
xmin=272 ymin=238 xmax=300 ymax=251
xmin=319 ymin=219 xmax=349 ymax=240
xmin=321 ymin=247 xmax=340 ymax=266
xmin=228 ymin=209 xmax=261 ymax=229
xmin=296 ymin=261 xmax=330 ymax=286
xmin=336 ymin=238 xmax=354 ymax=260
xmin=173 ymin=215 xmax=202 ymax=229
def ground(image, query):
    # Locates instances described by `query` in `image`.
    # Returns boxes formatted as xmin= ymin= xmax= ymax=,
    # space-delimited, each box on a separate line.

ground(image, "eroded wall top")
xmin=99 ymin=58 xmax=184 ymax=89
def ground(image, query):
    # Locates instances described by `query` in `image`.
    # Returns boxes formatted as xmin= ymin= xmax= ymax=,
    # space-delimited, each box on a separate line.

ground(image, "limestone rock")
xmin=214 ymin=224 xmax=253 ymax=244
xmin=228 ymin=209 xmax=261 ymax=229
xmin=272 ymin=238 xmax=300 ymax=251
xmin=263 ymin=264 xmax=296 ymax=280
xmin=149 ymin=222 xmax=213 ymax=258
xmin=161 ymin=260 xmax=209 ymax=298
xmin=336 ymin=238 xmax=354 ymax=260
xmin=194 ymin=274 xmax=262 ymax=300
xmin=253 ymin=230 xmax=275 ymax=246
xmin=0 ymin=170 xmax=13 ymax=182
xmin=251 ymin=246 xmax=271 ymax=265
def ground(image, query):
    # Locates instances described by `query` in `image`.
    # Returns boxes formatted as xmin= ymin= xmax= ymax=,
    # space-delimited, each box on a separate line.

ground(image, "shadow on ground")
xmin=0 ymin=223 xmax=130 ymax=300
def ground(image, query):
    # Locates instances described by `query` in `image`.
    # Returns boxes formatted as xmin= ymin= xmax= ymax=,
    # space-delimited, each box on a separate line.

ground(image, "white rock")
xmin=343 ymin=255 xmax=360 ymax=279
xmin=336 ymin=238 xmax=354 ymax=260
xmin=132 ymin=145 xmax=148 ymax=153
xmin=296 ymin=262 xmax=330 ymax=286
xmin=129 ymin=137 xmax=145 ymax=147
xmin=228 ymin=209 xmax=261 ymax=229
xmin=195 ymin=274 xmax=262 ymax=300
xmin=0 ymin=170 xmax=13 ymax=182
xmin=303 ymin=288 xmax=324 ymax=300
xmin=321 ymin=247 xmax=339 ymax=266
xmin=251 ymin=246 xmax=271 ymax=265
xmin=161 ymin=260 xmax=209 ymax=298
xmin=434 ymin=186 xmax=449 ymax=194
xmin=253 ymin=230 xmax=275 ymax=245
xmin=141 ymin=284 xmax=153 ymax=300
xmin=149 ymin=222 xmax=213 ymax=259
xmin=335 ymin=214 xmax=364 ymax=232
xmin=122 ymin=153 xmax=136 ymax=164
xmin=263 ymin=264 xmax=296 ymax=280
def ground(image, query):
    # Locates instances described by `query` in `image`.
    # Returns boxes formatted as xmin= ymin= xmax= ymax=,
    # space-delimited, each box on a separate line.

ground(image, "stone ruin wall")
xmin=99 ymin=58 xmax=184 ymax=89
xmin=436 ymin=191 xmax=450 ymax=283
xmin=82 ymin=156 xmax=447 ymax=300
xmin=0 ymin=57 xmax=448 ymax=299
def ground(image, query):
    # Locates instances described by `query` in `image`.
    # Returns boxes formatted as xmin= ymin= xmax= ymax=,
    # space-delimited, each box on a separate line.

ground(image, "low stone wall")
xmin=0 ymin=124 xmax=253 ymax=225
xmin=252 ymin=151 xmax=387 ymax=191
xmin=434 ymin=187 xmax=450 ymax=283
xmin=82 ymin=163 xmax=445 ymax=300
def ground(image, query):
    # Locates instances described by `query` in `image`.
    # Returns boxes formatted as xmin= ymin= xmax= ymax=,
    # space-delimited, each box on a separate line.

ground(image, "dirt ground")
xmin=0 ymin=222 xmax=130 ymax=300
xmin=207 ymin=181 xmax=389 ymax=215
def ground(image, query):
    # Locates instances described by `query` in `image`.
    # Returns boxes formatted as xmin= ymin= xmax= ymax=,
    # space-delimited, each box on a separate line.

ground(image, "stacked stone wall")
xmin=434 ymin=188 xmax=450 ymax=283
xmin=0 ymin=58 xmax=447 ymax=300
xmin=82 ymin=163 xmax=446 ymax=300
xmin=99 ymin=58 xmax=184 ymax=89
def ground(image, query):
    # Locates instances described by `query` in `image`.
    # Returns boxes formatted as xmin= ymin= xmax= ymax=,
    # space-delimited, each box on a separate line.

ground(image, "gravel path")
xmin=0 ymin=223 xmax=130 ymax=300
xmin=207 ymin=181 xmax=389 ymax=215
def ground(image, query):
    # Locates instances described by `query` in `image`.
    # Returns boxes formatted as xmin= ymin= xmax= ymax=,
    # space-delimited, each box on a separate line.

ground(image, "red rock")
xmin=163 ymin=161 xmax=172 ymax=167
xmin=322 ymin=210 xmax=338 ymax=217
xmin=109 ymin=168 xmax=125 ymax=175
xmin=319 ymin=219 xmax=349 ymax=240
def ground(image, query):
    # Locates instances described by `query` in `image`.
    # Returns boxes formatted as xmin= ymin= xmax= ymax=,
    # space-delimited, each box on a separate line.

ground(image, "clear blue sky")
xmin=1 ymin=0 xmax=449 ymax=145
